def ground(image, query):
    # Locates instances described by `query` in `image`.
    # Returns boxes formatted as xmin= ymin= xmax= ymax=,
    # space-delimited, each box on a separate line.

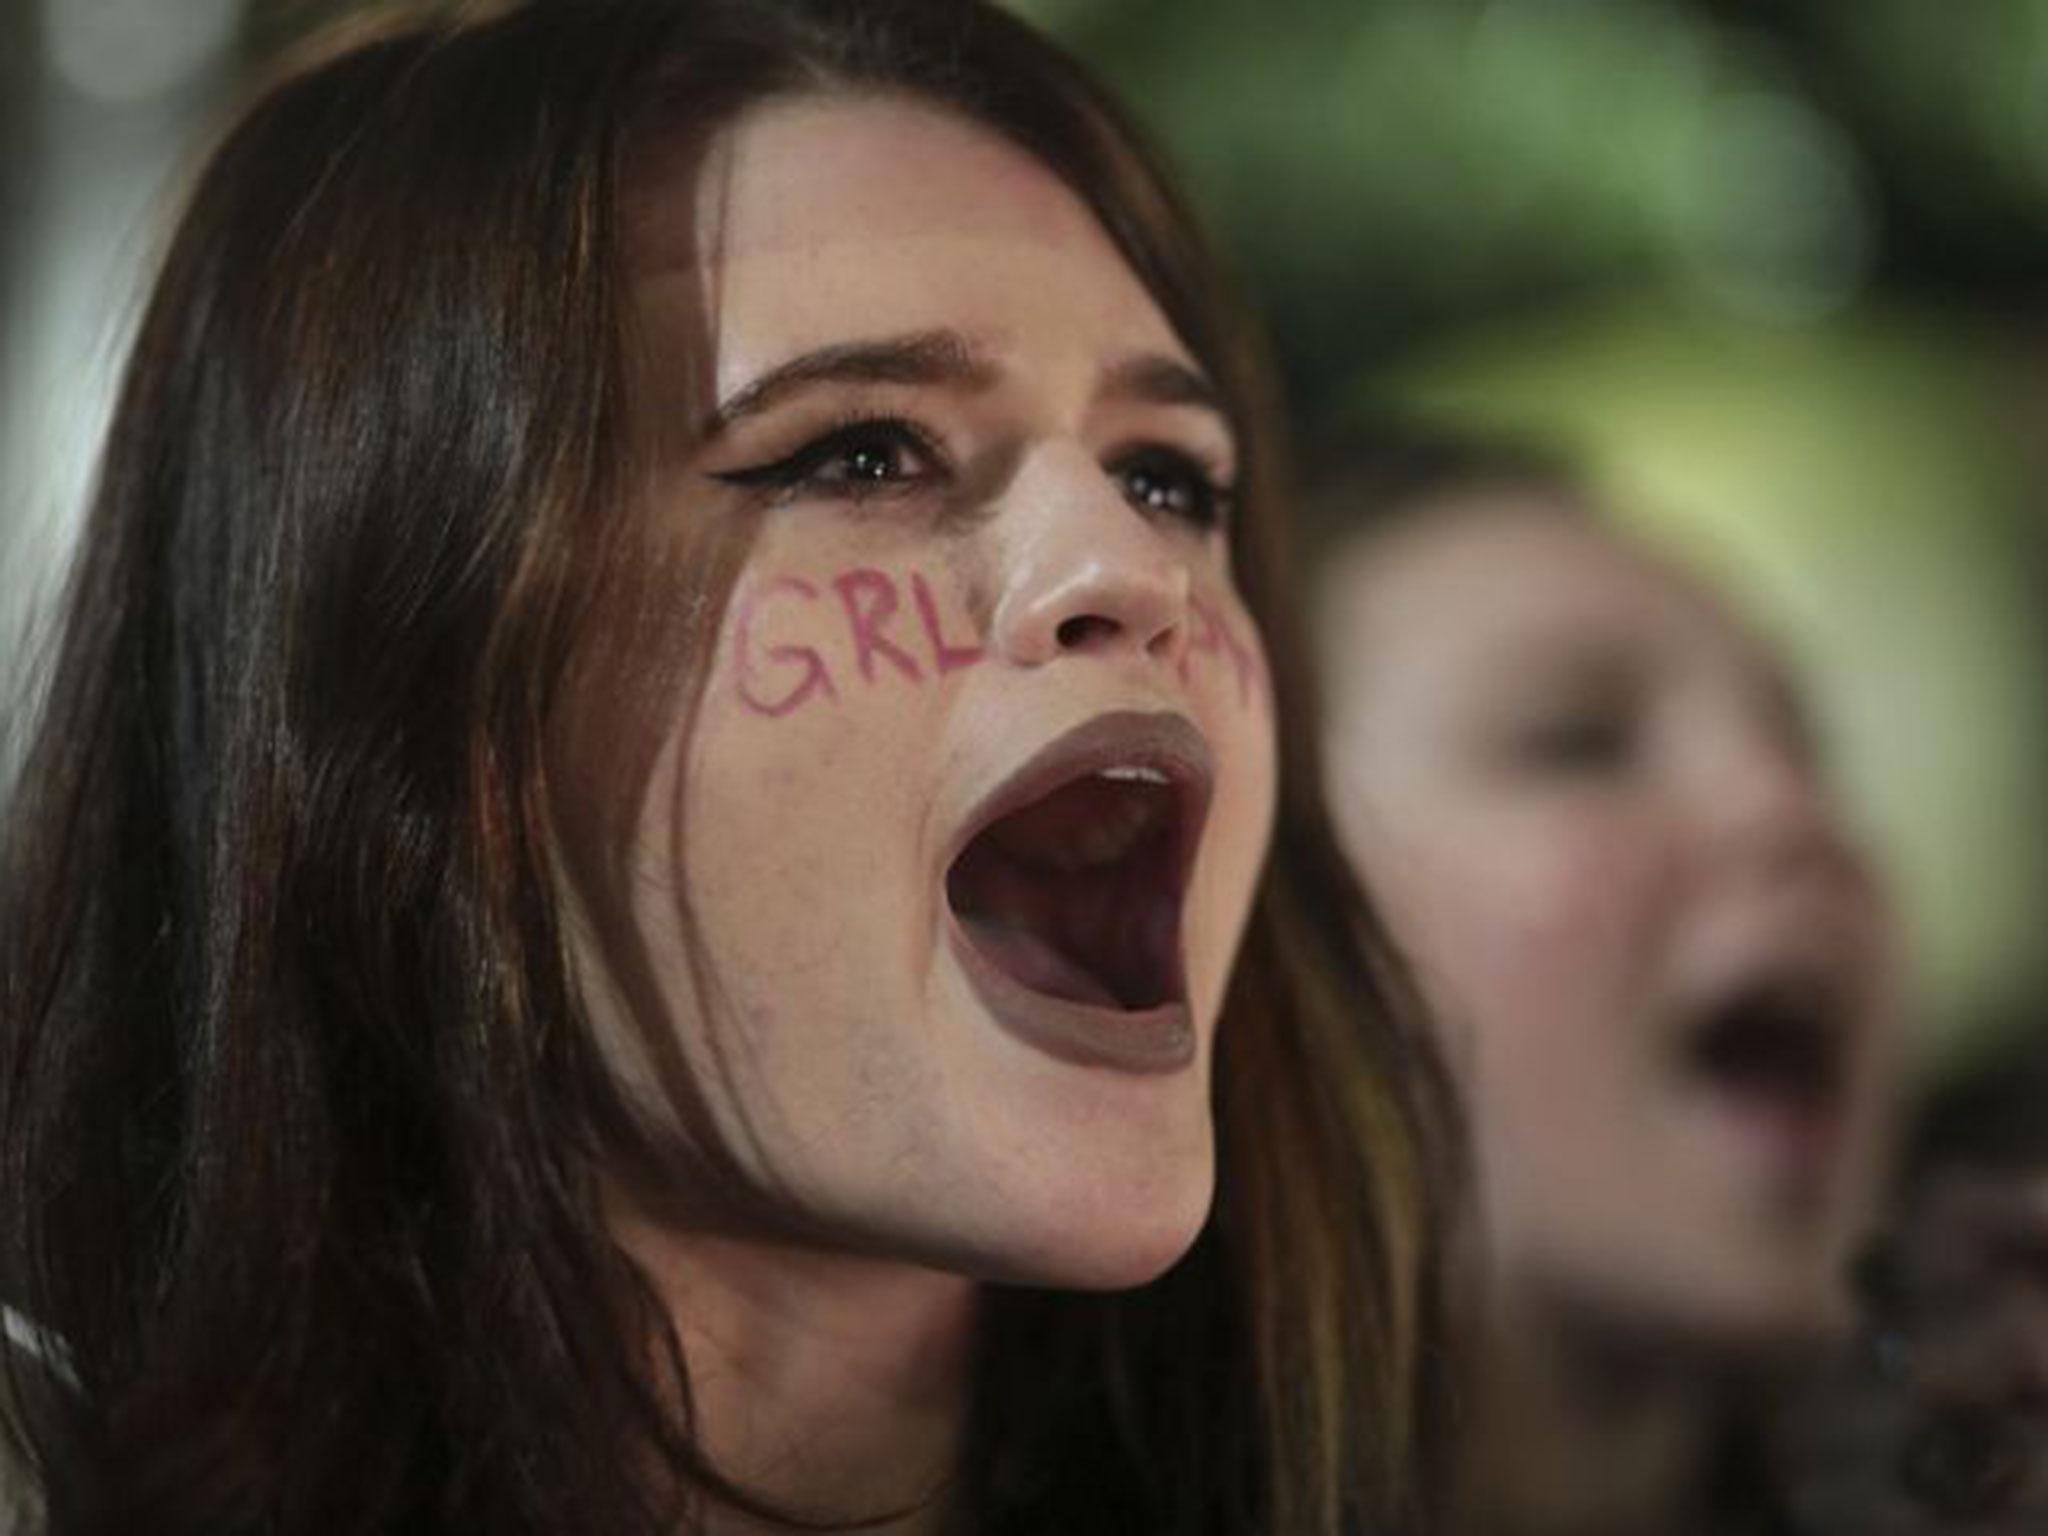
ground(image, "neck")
xmin=1468 ymin=1287 xmax=1722 ymax=1536
xmin=611 ymin=1199 xmax=979 ymax=1536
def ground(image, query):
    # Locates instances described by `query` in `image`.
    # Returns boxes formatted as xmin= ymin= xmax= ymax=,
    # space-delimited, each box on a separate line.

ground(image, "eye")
xmin=1107 ymin=444 xmax=1236 ymax=531
xmin=1507 ymin=706 xmax=1637 ymax=776
xmin=708 ymin=417 xmax=945 ymax=501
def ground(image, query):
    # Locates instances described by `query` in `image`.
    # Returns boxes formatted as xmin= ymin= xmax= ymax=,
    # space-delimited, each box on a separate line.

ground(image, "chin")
xmin=1533 ymin=1234 xmax=1857 ymax=1363
xmin=962 ymin=1149 xmax=1217 ymax=1292
xmin=1721 ymin=1268 xmax=1858 ymax=1349
xmin=1641 ymin=1248 xmax=1861 ymax=1359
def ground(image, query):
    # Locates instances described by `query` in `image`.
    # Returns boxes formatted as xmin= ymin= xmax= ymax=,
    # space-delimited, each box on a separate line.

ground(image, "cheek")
xmin=1180 ymin=587 xmax=1269 ymax=715
xmin=696 ymin=557 xmax=976 ymax=848
xmin=1178 ymin=590 xmax=1277 ymax=1017
xmin=625 ymin=694 xmax=926 ymax=1203
xmin=688 ymin=568 xmax=940 ymax=914
xmin=1370 ymin=808 xmax=1679 ymax=1269
xmin=1186 ymin=591 xmax=1275 ymax=807
xmin=1379 ymin=801 xmax=1676 ymax=1087
xmin=644 ymin=569 xmax=950 ymax=1088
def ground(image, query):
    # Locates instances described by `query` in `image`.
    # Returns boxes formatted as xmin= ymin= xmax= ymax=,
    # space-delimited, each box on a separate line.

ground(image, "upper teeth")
xmin=1070 ymin=792 xmax=1160 ymax=867
xmin=1098 ymin=764 xmax=1170 ymax=784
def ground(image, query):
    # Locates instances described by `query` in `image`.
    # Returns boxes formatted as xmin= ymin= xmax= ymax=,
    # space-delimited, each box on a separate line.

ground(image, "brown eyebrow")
xmin=701 ymin=329 xmax=999 ymax=439
xmin=1098 ymin=351 xmax=1227 ymax=418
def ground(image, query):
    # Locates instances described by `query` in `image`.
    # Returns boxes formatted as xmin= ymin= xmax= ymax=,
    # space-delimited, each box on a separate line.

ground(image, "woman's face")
xmin=580 ymin=95 xmax=1276 ymax=1288
xmin=1320 ymin=496 xmax=1896 ymax=1344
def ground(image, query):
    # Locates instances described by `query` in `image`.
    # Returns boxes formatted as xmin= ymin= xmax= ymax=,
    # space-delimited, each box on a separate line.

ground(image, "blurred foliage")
xmin=1021 ymin=0 xmax=2048 ymax=397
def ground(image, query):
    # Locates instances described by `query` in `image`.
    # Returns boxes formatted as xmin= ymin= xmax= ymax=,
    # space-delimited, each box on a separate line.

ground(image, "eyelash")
xmin=709 ymin=413 xmax=1237 ymax=530
xmin=1107 ymin=443 xmax=1237 ymax=532
xmin=709 ymin=414 xmax=945 ymax=502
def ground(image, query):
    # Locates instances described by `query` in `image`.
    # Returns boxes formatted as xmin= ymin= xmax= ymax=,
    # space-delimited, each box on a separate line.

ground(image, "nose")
xmin=986 ymin=443 xmax=1193 ymax=670
xmin=1693 ymin=714 xmax=1866 ymax=889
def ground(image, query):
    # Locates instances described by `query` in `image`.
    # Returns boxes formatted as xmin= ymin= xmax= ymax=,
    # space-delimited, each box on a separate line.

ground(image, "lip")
xmin=942 ymin=709 xmax=1215 ymax=1075
xmin=1697 ymin=1088 xmax=1847 ymax=1186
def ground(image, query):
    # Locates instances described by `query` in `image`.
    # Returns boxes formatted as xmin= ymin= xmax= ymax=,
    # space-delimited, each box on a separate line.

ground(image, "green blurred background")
xmin=3 ymin=0 xmax=2044 ymax=1082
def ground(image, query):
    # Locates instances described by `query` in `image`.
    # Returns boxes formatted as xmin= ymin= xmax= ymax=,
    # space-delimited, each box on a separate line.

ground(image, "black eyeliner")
xmin=704 ymin=414 xmax=945 ymax=496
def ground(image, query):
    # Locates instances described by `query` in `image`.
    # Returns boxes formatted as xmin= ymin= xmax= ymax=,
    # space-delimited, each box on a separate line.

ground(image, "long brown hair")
xmin=0 ymin=3 xmax=1460 ymax=1532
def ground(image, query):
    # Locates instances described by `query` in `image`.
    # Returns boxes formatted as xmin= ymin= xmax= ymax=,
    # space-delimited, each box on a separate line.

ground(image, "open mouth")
xmin=944 ymin=712 xmax=1212 ymax=1072
xmin=948 ymin=767 xmax=1188 ymax=1009
xmin=1679 ymin=972 xmax=1848 ymax=1121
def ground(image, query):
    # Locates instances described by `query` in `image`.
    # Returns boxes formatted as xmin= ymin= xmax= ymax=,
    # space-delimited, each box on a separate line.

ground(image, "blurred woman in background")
xmin=1309 ymin=428 xmax=1899 ymax=1536
xmin=0 ymin=5 xmax=1458 ymax=1533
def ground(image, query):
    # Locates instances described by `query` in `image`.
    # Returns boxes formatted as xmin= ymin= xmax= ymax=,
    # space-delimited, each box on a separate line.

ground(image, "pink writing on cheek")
xmin=910 ymin=572 xmax=984 ymax=674
xmin=1185 ymin=594 xmax=1263 ymax=706
xmin=733 ymin=576 xmax=840 ymax=718
xmin=1179 ymin=598 xmax=1220 ymax=688
xmin=833 ymin=568 xmax=925 ymax=685
xmin=730 ymin=566 xmax=986 ymax=721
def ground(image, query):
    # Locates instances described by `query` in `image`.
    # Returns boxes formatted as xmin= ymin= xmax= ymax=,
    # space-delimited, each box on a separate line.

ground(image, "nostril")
xmin=1055 ymin=614 xmax=1121 ymax=651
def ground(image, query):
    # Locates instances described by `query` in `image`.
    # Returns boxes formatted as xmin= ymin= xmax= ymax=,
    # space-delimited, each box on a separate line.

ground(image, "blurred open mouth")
xmin=1677 ymin=967 xmax=1856 ymax=1163
xmin=944 ymin=711 xmax=1212 ymax=1074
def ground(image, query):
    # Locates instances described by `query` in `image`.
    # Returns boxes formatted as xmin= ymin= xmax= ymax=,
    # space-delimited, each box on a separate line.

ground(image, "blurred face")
xmin=575 ymin=95 xmax=1276 ymax=1289
xmin=1320 ymin=495 xmax=1895 ymax=1344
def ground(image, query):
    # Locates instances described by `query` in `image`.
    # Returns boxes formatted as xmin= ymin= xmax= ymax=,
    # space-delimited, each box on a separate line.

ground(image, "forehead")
xmin=1323 ymin=497 xmax=1773 ymax=693
xmin=630 ymin=91 xmax=1188 ymax=398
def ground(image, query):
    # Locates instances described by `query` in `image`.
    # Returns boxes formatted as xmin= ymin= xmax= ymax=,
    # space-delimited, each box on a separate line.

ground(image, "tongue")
xmin=957 ymin=915 xmax=1123 ymax=1008
xmin=947 ymin=787 xmax=1175 ymax=1011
